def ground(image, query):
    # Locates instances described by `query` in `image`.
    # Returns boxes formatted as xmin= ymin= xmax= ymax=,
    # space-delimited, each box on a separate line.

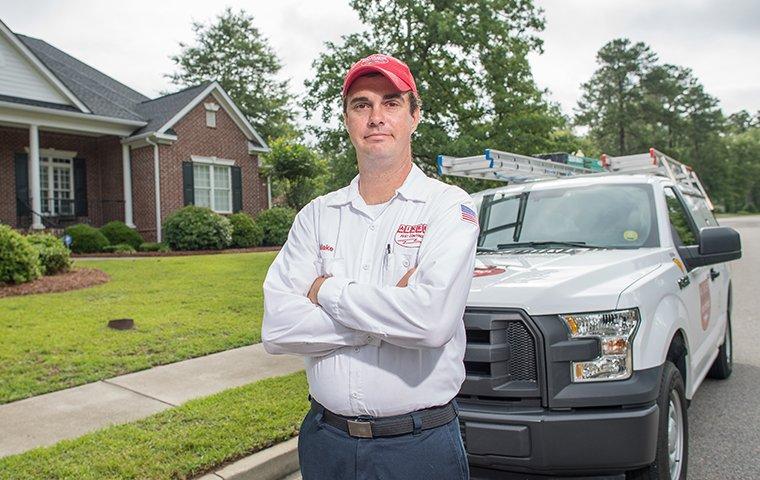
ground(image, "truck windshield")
xmin=477 ymin=184 xmax=659 ymax=250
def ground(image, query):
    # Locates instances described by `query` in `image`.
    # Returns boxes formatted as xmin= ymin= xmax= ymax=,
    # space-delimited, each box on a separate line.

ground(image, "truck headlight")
xmin=560 ymin=308 xmax=640 ymax=382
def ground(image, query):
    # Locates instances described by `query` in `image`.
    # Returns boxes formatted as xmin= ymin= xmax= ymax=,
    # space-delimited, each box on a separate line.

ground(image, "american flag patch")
xmin=460 ymin=204 xmax=478 ymax=225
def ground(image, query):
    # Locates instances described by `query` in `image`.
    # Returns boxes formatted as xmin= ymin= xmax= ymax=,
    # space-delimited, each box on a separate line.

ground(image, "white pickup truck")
xmin=439 ymin=150 xmax=742 ymax=480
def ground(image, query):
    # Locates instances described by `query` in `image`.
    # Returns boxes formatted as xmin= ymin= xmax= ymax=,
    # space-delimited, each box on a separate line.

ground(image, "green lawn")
xmin=0 ymin=252 xmax=277 ymax=404
xmin=0 ymin=371 xmax=309 ymax=480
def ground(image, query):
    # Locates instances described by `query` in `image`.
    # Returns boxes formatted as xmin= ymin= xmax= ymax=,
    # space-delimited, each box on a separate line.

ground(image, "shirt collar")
xmin=326 ymin=162 xmax=429 ymax=207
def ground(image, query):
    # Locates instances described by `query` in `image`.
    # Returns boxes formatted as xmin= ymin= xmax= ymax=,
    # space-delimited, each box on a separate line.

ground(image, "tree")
xmin=575 ymin=38 xmax=658 ymax=155
xmin=167 ymin=8 xmax=295 ymax=140
xmin=261 ymin=138 xmax=327 ymax=210
xmin=304 ymin=0 xmax=564 ymax=192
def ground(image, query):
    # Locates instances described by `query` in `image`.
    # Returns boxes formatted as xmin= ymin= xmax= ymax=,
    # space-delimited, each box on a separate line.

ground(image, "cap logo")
xmin=359 ymin=54 xmax=390 ymax=66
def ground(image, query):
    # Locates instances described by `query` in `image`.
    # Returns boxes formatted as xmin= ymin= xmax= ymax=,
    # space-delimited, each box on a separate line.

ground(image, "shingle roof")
xmin=8 ymin=32 xmax=263 ymax=146
xmin=131 ymin=83 xmax=211 ymax=136
xmin=0 ymin=93 xmax=80 ymax=112
xmin=17 ymin=34 xmax=148 ymax=121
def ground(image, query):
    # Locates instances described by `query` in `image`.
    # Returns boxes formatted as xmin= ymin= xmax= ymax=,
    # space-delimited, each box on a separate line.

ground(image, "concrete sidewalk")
xmin=0 ymin=344 xmax=303 ymax=458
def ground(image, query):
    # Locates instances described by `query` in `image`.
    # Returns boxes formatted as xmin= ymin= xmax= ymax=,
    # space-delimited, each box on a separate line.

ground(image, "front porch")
xmin=0 ymin=123 xmax=136 ymax=232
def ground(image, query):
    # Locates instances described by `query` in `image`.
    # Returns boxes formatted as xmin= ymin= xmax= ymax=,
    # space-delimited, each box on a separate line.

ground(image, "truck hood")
xmin=468 ymin=247 xmax=664 ymax=315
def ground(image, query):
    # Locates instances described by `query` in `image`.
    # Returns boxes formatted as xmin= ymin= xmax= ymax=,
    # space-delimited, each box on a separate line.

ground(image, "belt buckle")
xmin=347 ymin=419 xmax=373 ymax=438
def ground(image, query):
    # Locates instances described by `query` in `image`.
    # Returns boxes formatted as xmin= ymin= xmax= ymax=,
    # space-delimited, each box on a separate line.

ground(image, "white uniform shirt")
xmin=262 ymin=163 xmax=478 ymax=417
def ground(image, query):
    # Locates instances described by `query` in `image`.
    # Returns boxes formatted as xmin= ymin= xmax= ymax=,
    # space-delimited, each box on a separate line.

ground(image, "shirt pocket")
xmin=383 ymin=252 xmax=417 ymax=286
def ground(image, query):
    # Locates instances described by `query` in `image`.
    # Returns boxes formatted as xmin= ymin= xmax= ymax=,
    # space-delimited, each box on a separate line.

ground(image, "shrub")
xmin=65 ymin=224 xmax=110 ymax=253
xmin=256 ymin=207 xmax=296 ymax=246
xmin=162 ymin=206 xmax=232 ymax=251
xmin=0 ymin=225 xmax=41 ymax=284
xmin=102 ymin=243 xmax=136 ymax=253
xmin=27 ymin=233 xmax=71 ymax=275
xmin=139 ymin=242 xmax=170 ymax=252
xmin=100 ymin=221 xmax=143 ymax=249
xmin=229 ymin=212 xmax=264 ymax=248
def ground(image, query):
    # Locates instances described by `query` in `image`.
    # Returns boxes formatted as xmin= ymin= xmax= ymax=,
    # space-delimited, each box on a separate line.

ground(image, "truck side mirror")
xmin=679 ymin=226 xmax=742 ymax=270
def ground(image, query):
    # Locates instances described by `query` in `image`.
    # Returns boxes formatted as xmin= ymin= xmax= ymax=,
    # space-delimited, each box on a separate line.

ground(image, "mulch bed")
xmin=71 ymin=245 xmax=281 ymax=258
xmin=0 ymin=267 xmax=110 ymax=298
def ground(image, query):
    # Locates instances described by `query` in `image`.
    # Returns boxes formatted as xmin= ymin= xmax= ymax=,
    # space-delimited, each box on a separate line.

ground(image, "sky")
xmin=1 ymin=0 xmax=758 ymax=126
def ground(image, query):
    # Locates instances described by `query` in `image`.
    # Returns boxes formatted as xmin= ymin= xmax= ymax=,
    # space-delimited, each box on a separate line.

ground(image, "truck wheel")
xmin=707 ymin=315 xmax=733 ymax=379
xmin=627 ymin=362 xmax=688 ymax=480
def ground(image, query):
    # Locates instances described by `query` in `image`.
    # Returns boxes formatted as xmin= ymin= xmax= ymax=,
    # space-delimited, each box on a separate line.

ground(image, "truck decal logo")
xmin=699 ymin=279 xmax=711 ymax=330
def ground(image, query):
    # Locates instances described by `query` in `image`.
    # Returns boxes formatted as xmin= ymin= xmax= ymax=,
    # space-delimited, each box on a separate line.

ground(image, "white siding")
xmin=0 ymin=34 xmax=71 ymax=105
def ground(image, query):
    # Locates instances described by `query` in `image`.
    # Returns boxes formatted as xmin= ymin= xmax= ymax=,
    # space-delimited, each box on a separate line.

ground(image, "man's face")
xmin=343 ymin=74 xmax=420 ymax=167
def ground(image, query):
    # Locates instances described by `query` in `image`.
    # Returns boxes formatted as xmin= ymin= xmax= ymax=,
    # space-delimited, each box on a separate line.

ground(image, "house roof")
xmin=131 ymin=83 xmax=211 ymax=136
xmin=4 ymin=29 xmax=268 ymax=150
xmin=17 ymin=34 xmax=148 ymax=122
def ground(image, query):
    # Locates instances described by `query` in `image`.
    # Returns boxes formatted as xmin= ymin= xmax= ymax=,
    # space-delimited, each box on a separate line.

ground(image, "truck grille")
xmin=459 ymin=309 xmax=543 ymax=400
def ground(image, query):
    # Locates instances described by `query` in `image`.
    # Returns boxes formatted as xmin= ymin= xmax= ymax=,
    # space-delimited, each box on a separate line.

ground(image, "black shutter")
xmin=182 ymin=161 xmax=194 ymax=206
xmin=14 ymin=153 xmax=29 ymax=216
xmin=231 ymin=165 xmax=242 ymax=213
xmin=73 ymin=158 xmax=88 ymax=216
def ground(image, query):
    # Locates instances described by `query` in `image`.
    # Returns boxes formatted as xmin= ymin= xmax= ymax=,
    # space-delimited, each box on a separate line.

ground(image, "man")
xmin=262 ymin=53 xmax=478 ymax=479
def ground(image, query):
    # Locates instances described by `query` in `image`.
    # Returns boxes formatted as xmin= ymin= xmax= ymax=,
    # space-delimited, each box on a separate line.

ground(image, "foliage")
xmin=0 ymin=225 xmax=41 ymax=284
xmin=27 ymin=233 xmax=71 ymax=275
xmin=138 ymin=242 xmax=171 ymax=252
xmin=574 ymin=37 xmax=760 ymax=212
xmin=64 ymin=224 xmax=110 ymax=254
xmin=261 ymin=137 xmax=328 ymax=209
xmin=99 ymin=221 xmax=144 ymax=250
xmin=166 ymin=7 xmax=294 ymax=141
xmin=256 ymin=207 xmax=296 ymax=246
xmin=575 ymin=38 xmax=658 ymax=155
xmin=162 ymin=206 xmax=233 ymax=251
xmin=102 ymin=244 xmax=137 ymax=254
xmin=229 ymin=212 xmax=264 ymax=248
xmin=304 ymin=0 xmax=565 ymax=193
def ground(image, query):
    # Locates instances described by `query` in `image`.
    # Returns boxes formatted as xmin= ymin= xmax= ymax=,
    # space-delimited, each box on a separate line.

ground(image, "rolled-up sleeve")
xmin=317 ymin=189 xmax=478 ymax=349
xmin=261 ymin=200 xmax=366 ymax=356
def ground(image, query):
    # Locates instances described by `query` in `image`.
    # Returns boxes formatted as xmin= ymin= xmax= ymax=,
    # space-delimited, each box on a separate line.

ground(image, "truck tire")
xmin=707 ymin=315 xmax=733 ymax=379
xmin=627 ymin=362 xmax=688 ymax=480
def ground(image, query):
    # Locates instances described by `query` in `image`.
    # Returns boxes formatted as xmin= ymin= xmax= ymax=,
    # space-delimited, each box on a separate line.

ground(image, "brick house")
xmin=0 ymin=19 xmax=270 ymax=242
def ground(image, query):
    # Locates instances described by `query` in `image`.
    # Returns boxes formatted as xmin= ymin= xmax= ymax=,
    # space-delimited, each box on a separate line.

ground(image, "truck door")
xmin=663 ymin=187 xmax=715 ymax=381
xmin=682 ymin=193 xmax=728 ymax=348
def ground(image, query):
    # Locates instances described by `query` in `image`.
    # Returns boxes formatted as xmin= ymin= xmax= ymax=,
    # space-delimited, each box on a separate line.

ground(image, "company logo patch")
xmin=319 ymin=244 xmax=334 ymax=252
xmin=394 ymin=223 xmax=427 ymax=247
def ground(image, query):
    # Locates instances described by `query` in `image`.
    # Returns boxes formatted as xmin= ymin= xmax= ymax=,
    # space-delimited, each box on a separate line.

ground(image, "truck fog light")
xmin=560 ymin=309 xmax=640 ymax=382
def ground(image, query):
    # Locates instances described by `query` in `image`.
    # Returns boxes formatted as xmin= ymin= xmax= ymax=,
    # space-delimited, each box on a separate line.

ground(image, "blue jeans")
xmin=298 ymin=401 xmax=470 ymax=480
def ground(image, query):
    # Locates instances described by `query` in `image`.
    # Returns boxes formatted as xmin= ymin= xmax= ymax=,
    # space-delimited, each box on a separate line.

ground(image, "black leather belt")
xmin=310 ymin=397 xmax=457 ymax=439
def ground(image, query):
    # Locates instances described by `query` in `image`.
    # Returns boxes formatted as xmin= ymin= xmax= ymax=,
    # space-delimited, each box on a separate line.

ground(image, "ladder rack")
xmin=437 ymin=147 xmax=714 ymax=209
xmin=602 ymin=148 xmax=713 ymax=209
xmin=436 ymin=149 xmax=594 ymax=183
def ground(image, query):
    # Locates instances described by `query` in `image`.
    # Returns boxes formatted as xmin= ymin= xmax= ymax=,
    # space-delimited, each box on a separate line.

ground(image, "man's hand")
xmin=308 ymin=275 xmax=329 ymax=304
xmin=396 ymin=267 xmax=417 ymax=287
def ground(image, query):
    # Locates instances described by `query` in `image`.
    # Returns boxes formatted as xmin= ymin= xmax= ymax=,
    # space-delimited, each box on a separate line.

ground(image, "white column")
xmin=121 ymin=143 xmax=135 ymax=228
xmin=28 ymin=125 xmax=44 ymax=230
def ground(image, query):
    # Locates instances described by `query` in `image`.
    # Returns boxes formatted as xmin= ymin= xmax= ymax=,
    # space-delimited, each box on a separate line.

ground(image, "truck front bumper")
xmin=459 ymin=401 xmax=659 ymax=478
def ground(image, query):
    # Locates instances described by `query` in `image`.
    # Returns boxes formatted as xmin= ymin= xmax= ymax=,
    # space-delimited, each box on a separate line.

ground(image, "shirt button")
xmin=366 ymin=335 xmax=373 ymax=342
xmin=362 ymin=264 xmax=369 ymax=270
xmin=352 ymin=392 xmax=358 ymax=398
xmin=354 ymin=347 xmax=360 ymax=352
xmin=402 ymin=259 xmax=410 ymax=267
xmin=370 ymin=225 xmax=376 ymax=231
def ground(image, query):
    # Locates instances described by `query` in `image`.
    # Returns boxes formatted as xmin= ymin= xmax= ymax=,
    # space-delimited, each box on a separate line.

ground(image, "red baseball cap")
xmin=342 ymin=53 xmax=418 ymax=97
